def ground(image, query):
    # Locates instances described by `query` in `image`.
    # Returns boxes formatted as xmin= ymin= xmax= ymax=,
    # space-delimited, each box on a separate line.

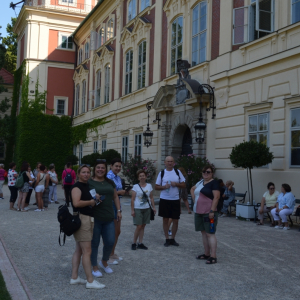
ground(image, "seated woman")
xmin=271 ymin=184 xmax=295 ymax=230
xmin=220 ymin=181 xmax=235 ymax=217
xmin=257 ymin=182 xmax=279 ymax=226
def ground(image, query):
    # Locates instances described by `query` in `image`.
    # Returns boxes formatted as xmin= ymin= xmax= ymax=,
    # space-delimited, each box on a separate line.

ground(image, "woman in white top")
xmin=131 ymin=169 xmax=156 ymax=250
xmin=48 ymin=165 xmax=59 ymax=204
xmin=34 ymin=165 xmax=47 ymax=211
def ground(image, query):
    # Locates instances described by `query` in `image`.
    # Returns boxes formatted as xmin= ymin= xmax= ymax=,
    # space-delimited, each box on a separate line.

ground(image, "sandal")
xmin=256 ymin=222 xmax=264 ymax=225
xmin=270 ymin=223 xmax=275 ymax=227
xmin=206 ymin=257 xmax=217 ymax=264
xmin=196 ymin=254 xmax=210 ymax=260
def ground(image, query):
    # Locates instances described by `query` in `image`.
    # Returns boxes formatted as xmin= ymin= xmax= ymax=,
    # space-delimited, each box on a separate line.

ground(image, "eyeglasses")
xmin=269 ymin=187 xmax=275 ymax=190
xmin=202 ymin=171 xmax=212 ymax=174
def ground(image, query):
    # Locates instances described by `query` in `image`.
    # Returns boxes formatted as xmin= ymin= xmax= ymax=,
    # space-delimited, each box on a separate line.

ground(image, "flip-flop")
xmin=256 ymin=223 xmax=264 ymax=225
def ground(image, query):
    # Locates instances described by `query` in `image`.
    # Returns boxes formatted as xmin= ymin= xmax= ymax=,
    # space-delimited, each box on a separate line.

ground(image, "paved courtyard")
xmin=0 ymin=184 xmax=300 ymax=300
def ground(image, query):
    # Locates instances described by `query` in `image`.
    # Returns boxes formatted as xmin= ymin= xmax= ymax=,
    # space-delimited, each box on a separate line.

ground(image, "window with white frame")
xmin=62 ymin=0 xmax=74 ymax=3
xmin=249 ymin=113 xmax=269 ymax=146
xmin=171 ymin=16 xmax=183 ymax=75
xmin=59 ymin=33 xmax=73 ymax=50
xmin=192 ymin=1 xmax=207 ymax=67
xmin=96 ymin=69 xmax=101 ymax=107
xmin=84 ymin=42 xmax=89 ymax=60
xmin=233 ymin=0 xmax=274 ymax=45
xmin=79 ymin=144 xmax=83 ymax=164
xmin=56 ymin=99 xmax=66 ymax=115
xmin=75 ymin=84 xmax=80 ymax=116
xmin=122 ymin=136 xmax=129 ymax=162
xmin=138 ymin=41 xmax=146 ymax=89
xmin=104 ymin=64 xmax=110 ymax=103
xmin=93 ymin=141 xmax=98 ymax=153
xmin=73 ymin=145 xmax=77 ymax=156
xmin=134 ymin=134 xmax=142 ymax=156
xmin=290 ymin=108 xmax=300 ymax=166
xmin=102 ymin=140 xmax=107 ymax=153
xmin=128 ymin=0 xmax=136 ymax=21
xmin=82 ymin=80 xmax=86 ymax=113
xmin=292 ymin=0 xmax=300 ymax=24
xmin=78 ymin=48 xmax=83 ymax=64
xmin=107 ymin=19 xmax=114 ymax=40
xmin=0 ymin=141 xmax=5 ymax=159
xmin=140 ymin=0 xmax=150 ymax=12
xmin=98 ymin=28 xmax=104 ymax=48
xmin=125 ymin=50 xmax=133 ymax=95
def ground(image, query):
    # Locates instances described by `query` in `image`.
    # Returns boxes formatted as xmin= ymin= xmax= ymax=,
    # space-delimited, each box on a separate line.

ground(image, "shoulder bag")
xmin=138 ymin=184 xmax=155 ymax=221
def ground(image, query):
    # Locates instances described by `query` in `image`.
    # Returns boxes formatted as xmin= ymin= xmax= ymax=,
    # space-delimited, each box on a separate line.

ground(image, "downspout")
xmin=71 ymin=41 xmax=79 ymax=122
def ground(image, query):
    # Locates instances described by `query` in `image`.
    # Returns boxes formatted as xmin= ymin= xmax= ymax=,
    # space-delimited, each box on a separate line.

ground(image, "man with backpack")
xmin=155 ymin=156 xmax=186 ymax=247
xmin=62 ymin=162 xmax=76 ymax=207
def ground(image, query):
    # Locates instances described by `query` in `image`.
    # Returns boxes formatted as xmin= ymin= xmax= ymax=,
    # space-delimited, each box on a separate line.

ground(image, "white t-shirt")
xmin=132 ymin=183 xmax=153 ymax=209
xmin=155 ymin=169 xmax=186 ymax=200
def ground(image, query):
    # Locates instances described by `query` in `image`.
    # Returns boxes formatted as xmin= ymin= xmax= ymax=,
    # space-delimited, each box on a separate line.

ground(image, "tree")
xmin=229 ymin=140 xmax=274 ymax=205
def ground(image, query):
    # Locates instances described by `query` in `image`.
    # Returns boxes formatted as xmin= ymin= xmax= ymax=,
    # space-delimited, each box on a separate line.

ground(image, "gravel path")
xmin=0 ymin=184 xmax=300 ymax=300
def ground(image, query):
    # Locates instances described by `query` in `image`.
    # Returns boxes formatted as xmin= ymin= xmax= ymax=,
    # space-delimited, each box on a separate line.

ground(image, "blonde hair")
xmin=178 ymin=167 xmax=187 ymax=177
xmin=77 ymin=164 xmax=91 ymax=175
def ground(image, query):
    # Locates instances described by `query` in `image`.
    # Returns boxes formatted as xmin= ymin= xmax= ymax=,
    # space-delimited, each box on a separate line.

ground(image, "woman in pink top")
xmin=62 ymin=162 xmax=76 ymax=207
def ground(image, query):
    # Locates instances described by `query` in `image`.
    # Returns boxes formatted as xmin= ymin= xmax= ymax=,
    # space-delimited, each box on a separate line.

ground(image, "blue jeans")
xmin=91 ymin=219 xmax=115 ymax=266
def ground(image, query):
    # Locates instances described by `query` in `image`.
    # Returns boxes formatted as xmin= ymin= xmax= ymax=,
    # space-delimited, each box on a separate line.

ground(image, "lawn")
xmin=0 ymin=270 xmax=12 ymax=300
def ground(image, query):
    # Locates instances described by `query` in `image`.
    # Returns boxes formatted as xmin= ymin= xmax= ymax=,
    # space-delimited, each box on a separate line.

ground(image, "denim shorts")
xmin=112 ymin=199 xmax=121 ymax=220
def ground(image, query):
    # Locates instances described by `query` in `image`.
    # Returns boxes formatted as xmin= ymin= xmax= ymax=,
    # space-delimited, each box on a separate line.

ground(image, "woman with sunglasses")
xmin=257 ymin=182 xmax=279 ymax=226
xmin=190 ymin=165 xmax=220 ymax=264
xmin=89 ymin=160 xmax=122 ymax=277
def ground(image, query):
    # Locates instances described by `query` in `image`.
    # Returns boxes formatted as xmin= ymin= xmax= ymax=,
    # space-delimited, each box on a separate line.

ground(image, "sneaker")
xmin=24 ymin=207 xmax=30 ymax=211
xmin=137 ymin=243 xmax=148 ymax=250
xmin=283 ymin=226 xmax=290 ymax=230
xmin=34 ymin=209 xmax=42 ymax=212
xmin=275 ymin=225 xmax=283 ymax=229
xmin=110 ymin=254 xmax=123 ymax=261
xmin=92 ymin=270 xmax=103 ymax=278
xmin=169 ymin=239 xmax=179 ymax=246
xmin=164 ymin=239 xmax=171 ymax=247
xmin=107 ymin=258 xmax=118 ymax=265
xmin=86 ymin=280 xmax=105 ymax=289
xmin=131 ymin=243 xmax=137 ymax=250
xmin=220 ymin=214 xmax=227 ymax=218
xmin=168 ymin=230 xmax=172 ymax=236
xmin=99 ymin=261 xmax=113 ymax=274
xmin=70 ymin=276 xmax=87 ymax=285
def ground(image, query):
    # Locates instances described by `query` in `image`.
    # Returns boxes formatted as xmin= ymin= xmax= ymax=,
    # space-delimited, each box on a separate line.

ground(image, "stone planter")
xmin=236 ymin=203 xmax=255 ymax=221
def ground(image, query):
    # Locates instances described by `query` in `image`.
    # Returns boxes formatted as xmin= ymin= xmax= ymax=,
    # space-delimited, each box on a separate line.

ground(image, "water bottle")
xmin=210 ymin=218 xmax=215 ymax=233
xmin=166 ymin=180 xmax=171 ymax=193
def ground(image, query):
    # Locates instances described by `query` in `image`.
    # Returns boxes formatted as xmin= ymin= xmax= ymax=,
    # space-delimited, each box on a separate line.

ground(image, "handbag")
xmin=138 ymin=184 xmax=155 ymax=221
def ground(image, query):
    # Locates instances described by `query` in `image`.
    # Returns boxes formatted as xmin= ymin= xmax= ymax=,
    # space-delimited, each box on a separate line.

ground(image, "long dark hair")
xmin=20 ymin=162 xmax=29 ymax=172
xmin=93 ymin=160 xmax=115 ymax=187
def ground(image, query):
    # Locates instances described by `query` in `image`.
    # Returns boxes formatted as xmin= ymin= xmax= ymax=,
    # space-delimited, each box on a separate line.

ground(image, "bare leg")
xmin=38 ymin=193 xmax=43 ymax=209
xmin=168 ymin=218 xmax=173 ymax=230
xmin=17 ymin=192 xmax=23 ymax=209
xmin=71 ymin=242 xmax=82 ymax=280
xmin=133 ymin=225 xmax=143 ymax=244
xmin=163 ymin=218 xmax=170 ymax=239
xmin=206 ymin=233 xmax=217 ymax=258
xmin=80 ymin=241 xmax=93 ymax=283
xmin=110 ymin=219 xmax=121 ymax=256
xmin=138 ymin=225 xmax=146 ymax=243
xmin=171 ymin=219 xmax=179 ymax=239
xmin=201 ymin=231 xmax=210 ymax=256
xmin=21 ymin=193 xmax=28 ymax=210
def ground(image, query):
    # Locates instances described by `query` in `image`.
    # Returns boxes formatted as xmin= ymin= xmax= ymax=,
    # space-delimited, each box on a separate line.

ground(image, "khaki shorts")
xmin=73 ymin=214 xmax=94 ymax=242
xmin=194 ymin=212 xmax=218 ymax=234
xmin=133 ymin=208 xmax=151 ymax=225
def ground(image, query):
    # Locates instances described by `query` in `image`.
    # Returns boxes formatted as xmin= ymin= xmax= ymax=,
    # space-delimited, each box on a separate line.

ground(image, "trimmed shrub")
xmin=81 ymin=152 xmax=102 ymax=166
xmin=65 ymin=154 xmax=78 ymax=165
xmin=101 ymin=149 xmax=121 ymax=165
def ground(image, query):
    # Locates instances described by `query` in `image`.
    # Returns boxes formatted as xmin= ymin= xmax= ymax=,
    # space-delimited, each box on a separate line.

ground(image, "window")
xmin=98 ymin=28 xmax=104 ymax=48
xmin=93 ymin=141 xmax=98 ymax=153
xmin=56 ymin=99 xmax=65 ymax=115
xmin=75 ymin=84 xmax=80 ymax=116
xmin=171 ymin=16 xmax=183 ymax=75
xmin=107 ymin=19 xmax=114 ymax=40
xmin=125 ymin=50 xmax=133 ymax=94
xmin=128 ymin=0 xmax=136 ymax=21
xmin=84 ymin=42 xmax=89 ymax=60
xmin=82 ymin=80 xmax=86 ymax=113
xmin=102 ymin=140 xmax=107 ymax=153
xmin=79 ymin=144 xmax=83 ymax=165
xmin=249 ymin=113 xmax=269 ymax=145
xmin=96 ymin=70 xmax=101 ymax=107
xmin=140 ymin=0 xmax=150 ymax=12
xmin=192 ymin=1 xmax=207 ymax=67
xmin=0 ymin=141 xmax=5 ymax=159
xmin=291 ymin=108 xmax=300 ymax=166
xmin=104 ymin=64 xmax=110 ymax=103
xmin=60 ymin=35 xmax=73 ymax=49
xmin=62 ymin=0 xmax=74 ymax=3
xmin=78 ymin=48 xmax=83 ymax=64
xmin=233 ymin=0 xmax=274 ymax=45
xmin=73 ymin=145 xmax=77 ymax=156
xmin=292 ymin=0 xmax=300 ymax=24
xmin=138 ymin=41 xmax=146 ymax=89
xmin=134 ymin=134 xmax=142 ymax=156
xmin=122 ymin=136 xmax=129 ymax=162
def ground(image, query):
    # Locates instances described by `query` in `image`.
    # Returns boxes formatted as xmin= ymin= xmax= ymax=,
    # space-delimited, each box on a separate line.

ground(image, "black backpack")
xmin=160 ymin=168 xmax=180 ymax=184
xmin=64 ymin=170 xmax=72 ymax=184
xmin=57 ymin=204 xmax=81 ymax=246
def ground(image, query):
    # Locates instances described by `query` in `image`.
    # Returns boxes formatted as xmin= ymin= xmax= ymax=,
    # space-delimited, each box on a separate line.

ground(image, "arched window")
xmin=192 ymin=1 xmax=207 ymax=66
xmin=98 ymin=28 xmax=104 ymax=48
xmin=82 ymin=80 xmax=86 ymax=113
xmin=107 ymin=19 xmax=114 ymax=40
xmin=138 ymin=41 xmax=146 ymax=89
xmin=96 ymin=70 xmax=101 ymax=107
xmin=128 ymin=0 xmax=136 ymax=22
xmin=84 ymin=42 xmax=89 ymax=60
xmin=75 ymin=84 xmax=80 ymax=116
xmin=140 ymin=0 xmax=150 ymax=12
xmin=171 ymin=16 xmax=183 ymax=75
xmin=104 ymin=64 xmax=110 ymax=103
xmin=78 ymin=48 xmax=83 ymax=64
xmin=125 ymin=50 xmax=133 ymax=95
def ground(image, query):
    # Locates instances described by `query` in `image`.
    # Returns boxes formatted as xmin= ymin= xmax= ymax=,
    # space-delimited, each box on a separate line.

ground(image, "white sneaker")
xmin=92 ymin=270 xmax=103 ymax=278
xmin=283 ymin=226 xmax=290 ymax=230
xmin=107 ymin=258 xmax=118 ymax=265
xmin=99 ymin=261 xmax=113 ymax=274
xmin=86 ymin=280 xmax=105 ymax=289
xmin=24 ymin=207 xmax=30 ymax=211
xmin=168 ymin=230 xmax=172 ymax=236
xmin=70 ymin=277 xmax=87 ymax=285
xmin=275 ymin=225 xmax=283 ymax=229
xmin=34 ymin=209 xmax=41 ymax=212
xmin=220 ymin=214 xmax=227 ymax=217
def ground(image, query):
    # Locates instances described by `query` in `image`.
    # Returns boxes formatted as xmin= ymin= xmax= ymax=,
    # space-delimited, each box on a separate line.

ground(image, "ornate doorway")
xmin=181 ymin=127 xmax=193 ymax=156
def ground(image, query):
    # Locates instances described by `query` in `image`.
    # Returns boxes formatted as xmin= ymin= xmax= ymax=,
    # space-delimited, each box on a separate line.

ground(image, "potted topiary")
xmin=229 ymin=140 xmax=274 ymax=220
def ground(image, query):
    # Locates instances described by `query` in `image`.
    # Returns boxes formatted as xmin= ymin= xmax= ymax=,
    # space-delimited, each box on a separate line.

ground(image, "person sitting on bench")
xmin=220 ymin=181 xmax=235 ymax=217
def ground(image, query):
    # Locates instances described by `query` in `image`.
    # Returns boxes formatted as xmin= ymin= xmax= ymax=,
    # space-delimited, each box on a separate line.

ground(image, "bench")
xmin=228 ymin=191 xmax=247 ymax=217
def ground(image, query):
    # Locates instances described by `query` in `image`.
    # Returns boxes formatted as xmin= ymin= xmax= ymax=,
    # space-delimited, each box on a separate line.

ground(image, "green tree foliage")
xmin=65 ymin=154 xmax=79 ymax=165
xmin=100 ymin=149 xmax=121 ymax=165
xmin=229 ymin=140 xmax=274 ymax=204
xmin=81 ymin=152 xmax=102 ymax=165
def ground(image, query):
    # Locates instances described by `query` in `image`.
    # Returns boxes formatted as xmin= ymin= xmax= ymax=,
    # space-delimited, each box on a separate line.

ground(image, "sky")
xmin=0 ymin=0 xmax=22 ymax=39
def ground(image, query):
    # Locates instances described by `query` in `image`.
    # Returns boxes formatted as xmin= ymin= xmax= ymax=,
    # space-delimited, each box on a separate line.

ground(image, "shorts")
xmin=133 ymin=208 xmax=151 ymax=225
xmin=35 ymin=185 xmax=45 ymax=193
xmin=112 ymin=200 xmax=121 ymax=220
xmin=73 ymin=214 xmax=94 ymax=242
xmin=19 ymin=182 xmax=30 ymax=193
xmin=158 ymin=199 xmax=180 ymax=219
xmin=0 ymin=180 xmax=4 ymax=194
xmin=194 ymin=212 xmax=218 ymax=234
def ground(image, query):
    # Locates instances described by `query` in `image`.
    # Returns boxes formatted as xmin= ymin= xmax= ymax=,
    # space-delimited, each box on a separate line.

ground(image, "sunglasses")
xmin=96 ymin=159 xmax=106 ymax=163
xmin=202 ymin=171 xmax=212 ymax=174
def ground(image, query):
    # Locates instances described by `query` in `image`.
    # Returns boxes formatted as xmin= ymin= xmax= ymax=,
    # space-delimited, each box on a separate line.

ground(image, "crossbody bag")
xmin=138 ymin=184 xmax=155 ymax=221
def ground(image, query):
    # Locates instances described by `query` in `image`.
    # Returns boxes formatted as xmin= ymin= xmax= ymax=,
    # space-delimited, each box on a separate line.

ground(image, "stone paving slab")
xmin=0 ymin=184 xmax=300 ymax=300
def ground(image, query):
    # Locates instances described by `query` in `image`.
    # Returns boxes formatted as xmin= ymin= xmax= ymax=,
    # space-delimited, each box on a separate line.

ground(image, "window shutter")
xmin=233 ymin=6 xmax=249 ymax=45
xmin=256 ymin=0 xmax=274 ymax=33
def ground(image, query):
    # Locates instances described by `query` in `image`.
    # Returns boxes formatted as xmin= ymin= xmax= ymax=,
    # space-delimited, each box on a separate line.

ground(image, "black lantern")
xmin=194 ymin=97 xmax=206 ymax=144
xmin=143 ymin=102 xmax=154 ymax=147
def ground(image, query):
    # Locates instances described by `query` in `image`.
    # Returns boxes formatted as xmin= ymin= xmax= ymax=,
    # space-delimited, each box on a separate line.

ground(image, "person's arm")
xmin=117 ymin=190 xmax=126 ymax=196
xmin=26 ymin=172 xmax=32 ymax=182
xmin=71 ymin=187 xmax=96 ymax=208
xmin=131 ymin=190 xmax=136 ymax=217
xmin=171 ymin=181 xmax=186 ymax=188
xmin=35 ymin=173 xmax=40 ymax=187
xmin=155 ymin=184 xmax=170 ymax=190
xmin=45 ymin=174 xmax=50 ymax=189
xmin=51 ymin=174 xmax=58 ymax=184
xmin=281 ymin=194 xmax=294 ymax=210
xmin=209 ymin=190 xmax=220 ymax=220
xmin=113 ymin=188 xmax=122 ymax=221
xmin=149 ymin=191 xmax=156 ymax=214
xmin=259 ymin=197 xmax=265 ymax=213
xmin=190 ymin=185 xmax=196 ymax=200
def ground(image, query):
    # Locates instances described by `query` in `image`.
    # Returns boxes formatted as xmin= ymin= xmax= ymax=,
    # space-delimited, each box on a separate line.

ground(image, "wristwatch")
xmin=210 ymin=210 xmax=214 ymax=213
xmin=117 ymin=209 xmax=122 ymax=213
